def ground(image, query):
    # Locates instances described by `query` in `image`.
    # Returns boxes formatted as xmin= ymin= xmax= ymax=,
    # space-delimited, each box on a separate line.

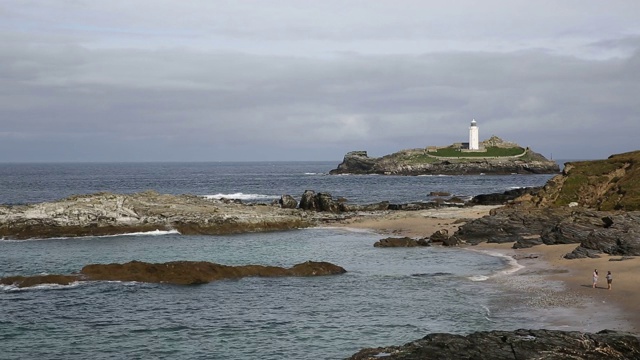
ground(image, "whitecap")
xmin=108 ymin=229 xmax=180 ymax=237
xmin=7 ymin=229 xmax=181 ymax=242
xmin=1 ymin=281 xmax=83 ymax=292
xmin=203 ymin=193 xmax=278 ymax=201
xmin=313 ymin=226 xmax=376 ymax=234
xmin=468 ymin=275 xmax=490 ymax=281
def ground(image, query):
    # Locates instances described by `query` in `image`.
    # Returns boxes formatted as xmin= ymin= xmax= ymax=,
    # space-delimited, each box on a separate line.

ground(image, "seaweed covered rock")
xmin=1 ymin=260 xmax=347 ymax=288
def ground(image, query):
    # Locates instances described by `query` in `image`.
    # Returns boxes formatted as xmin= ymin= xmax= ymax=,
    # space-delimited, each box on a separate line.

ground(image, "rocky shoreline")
xmin=347 ymin=329 xmax=640 ymax=359
xmin=0 ymin=189 xmax=476 ymax=240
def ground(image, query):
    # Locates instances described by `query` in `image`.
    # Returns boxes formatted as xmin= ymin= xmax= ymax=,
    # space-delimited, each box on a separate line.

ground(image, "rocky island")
xmin=330 ymin=136 xmax=559 ymax=175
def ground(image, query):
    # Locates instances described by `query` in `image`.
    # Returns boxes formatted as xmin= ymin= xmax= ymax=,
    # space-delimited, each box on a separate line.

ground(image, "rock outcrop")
xmin=470 ymin=187 xmax=542 ymax=205
xmin=348 ymin=329 xmax=640 ymax=360
xmin=373 ymin=237 xmax=430 ymax=247
xmin=527 ymin=150 xmax=640 ymax=211
xmin=330 ymin=139 xmax=559 ymax=175
xmin=0 ymin=260 xmax=347 ymax=288
xmin=449 ymin=150 xmax=640 ymax=258
xmin=0 ymin=189 xmax=480 ymax=240
xmin=0 ymin=191 xmax=326 ymax=240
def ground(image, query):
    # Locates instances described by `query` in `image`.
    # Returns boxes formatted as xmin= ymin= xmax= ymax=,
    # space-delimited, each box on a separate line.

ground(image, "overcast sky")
xmin=1 ymin=1 xmax=639 ymax=162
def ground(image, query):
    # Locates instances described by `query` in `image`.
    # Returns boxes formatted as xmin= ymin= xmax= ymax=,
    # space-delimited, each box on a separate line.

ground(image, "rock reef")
xmin=348 ymin=329 xmax=640 ymax=360
xmin=0 ymin=189 xmax=469 ymax=240
xmin=0 ymin=260 xmax=346 ymax=288
xmin=0 ymin=191 xmax=321 ymax=240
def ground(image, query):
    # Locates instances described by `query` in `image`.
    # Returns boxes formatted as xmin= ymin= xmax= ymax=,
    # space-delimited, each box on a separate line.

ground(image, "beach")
xmin=337 ymin=205 xmax=640 ymax=333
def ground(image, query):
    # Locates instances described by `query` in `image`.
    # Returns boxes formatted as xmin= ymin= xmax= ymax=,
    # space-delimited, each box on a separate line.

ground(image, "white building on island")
xmin=469 ymin=119 xmax=479 ymax=150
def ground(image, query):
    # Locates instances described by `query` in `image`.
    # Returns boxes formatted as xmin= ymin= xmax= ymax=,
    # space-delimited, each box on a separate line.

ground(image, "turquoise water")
xmin=0 ymin=228 xmax=541 ymax=359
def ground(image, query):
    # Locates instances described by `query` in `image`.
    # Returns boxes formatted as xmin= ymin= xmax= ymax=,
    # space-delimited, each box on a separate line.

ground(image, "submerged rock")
xmin=348 ymin=329 xmax=640 ymax=360
xmin=1 ymin=260 xmax=347 ymax=288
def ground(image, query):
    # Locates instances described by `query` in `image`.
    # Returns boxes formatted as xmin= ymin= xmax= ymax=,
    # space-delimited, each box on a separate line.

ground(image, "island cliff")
xmin=330 ymin=136 xmax=559 ymax=175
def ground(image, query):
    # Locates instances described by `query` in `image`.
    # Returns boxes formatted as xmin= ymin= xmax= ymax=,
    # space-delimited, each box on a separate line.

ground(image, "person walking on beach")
xmin=592 ymin=269 xmax=598 ymax=288
xmin=606 ymin=271 xmax=613 ymax=290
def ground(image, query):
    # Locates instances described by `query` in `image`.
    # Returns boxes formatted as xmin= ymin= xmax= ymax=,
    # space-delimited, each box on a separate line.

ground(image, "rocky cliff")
xmin=527 ymin=150 xmax=640 ymax=211
xmin=330 ymin=138 xmax=559 ymax=175
xmin=452 ymin=150 xmax=640 ymax=258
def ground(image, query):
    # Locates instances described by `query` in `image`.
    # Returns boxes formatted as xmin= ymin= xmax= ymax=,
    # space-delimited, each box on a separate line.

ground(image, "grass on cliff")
xmin=553 ymin=151 xmax=640 ymax=210
xmin=431 ymin=146 xmax=526 ymax=158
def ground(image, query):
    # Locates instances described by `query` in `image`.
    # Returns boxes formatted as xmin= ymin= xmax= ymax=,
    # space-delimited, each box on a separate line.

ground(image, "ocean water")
xmin=0 ymin=162 xmax=558 ymax=359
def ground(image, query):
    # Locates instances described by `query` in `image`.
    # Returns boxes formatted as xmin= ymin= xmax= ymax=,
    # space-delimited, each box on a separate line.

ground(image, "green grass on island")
xmin=431 ymin=146 xmax=526 ymax=158
xmin=394 ymin=146 xmax=531 ymax=165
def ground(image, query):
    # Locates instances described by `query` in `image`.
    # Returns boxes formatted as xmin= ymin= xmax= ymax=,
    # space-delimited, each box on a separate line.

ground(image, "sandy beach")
xmin=337 ymin=205 xmax=640 ymax=333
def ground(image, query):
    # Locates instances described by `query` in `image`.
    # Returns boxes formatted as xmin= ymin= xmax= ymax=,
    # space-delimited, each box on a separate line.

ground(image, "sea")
xmin=0 ymin=161 xmax=564 ymax=359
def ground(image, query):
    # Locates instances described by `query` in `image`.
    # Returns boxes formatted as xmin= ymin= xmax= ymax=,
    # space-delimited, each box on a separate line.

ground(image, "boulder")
xmin=373 ymin=237 xmax=430 ymax=247
xmin=279 ymin=195 xmax=298 ymax=209
xmin=428 ymin=229 xmax=449 ymax=243
xmin=470 ymin=187 xmax=542 ymax=205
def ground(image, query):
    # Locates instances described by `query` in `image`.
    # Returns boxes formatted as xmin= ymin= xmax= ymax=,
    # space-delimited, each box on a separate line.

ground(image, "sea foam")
xmin=204 ymin=193 xmax=278 ymax=201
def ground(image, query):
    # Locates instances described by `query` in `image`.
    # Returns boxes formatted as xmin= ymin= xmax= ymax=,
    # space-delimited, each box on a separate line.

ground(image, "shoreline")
xmin=335 ymin=205 xmax=640 ymax=333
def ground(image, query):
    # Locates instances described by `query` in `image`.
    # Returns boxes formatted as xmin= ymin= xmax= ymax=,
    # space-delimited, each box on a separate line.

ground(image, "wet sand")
xmin=336 ymin=206 xmax=640 ymax=333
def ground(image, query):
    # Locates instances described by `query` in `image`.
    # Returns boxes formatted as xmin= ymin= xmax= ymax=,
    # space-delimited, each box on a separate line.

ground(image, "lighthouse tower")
xmin=469 ymin=119 xmax=479 ymax=150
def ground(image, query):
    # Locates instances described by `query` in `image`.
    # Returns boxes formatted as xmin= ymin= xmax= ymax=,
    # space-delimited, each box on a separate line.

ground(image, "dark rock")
xmin=1 ymin=260 xmax=347 ymax=288
xmin=81 ymin=260 xmax=347 ymax=284
xmin=329 ymin=151 xmax=376 ymax=174
xmin=340 ymin=202 xmax=390 ymax=212
xmin=428 ymin=229 xmax=449 ymax=243
xmin=347 ymin=329 xmax=640 ymax=360
xmin=279 ymin=195 xmax=298 ymax=209
xmin=470 ymin=187 xmax=542 ymax=205
xmin=299 ymin=190 xmax=319 ymax=210
xmin=374 ymin=237 xmax=430 ymax=247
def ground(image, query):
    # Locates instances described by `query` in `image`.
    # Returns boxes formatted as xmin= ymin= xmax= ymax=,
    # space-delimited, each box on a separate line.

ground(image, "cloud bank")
xmin=1 ymin=1 xmax=639 ymax=161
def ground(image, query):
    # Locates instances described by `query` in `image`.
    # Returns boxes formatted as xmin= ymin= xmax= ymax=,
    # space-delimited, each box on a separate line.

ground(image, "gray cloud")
xmin=1 ymin=1 xmax=639 ymax=162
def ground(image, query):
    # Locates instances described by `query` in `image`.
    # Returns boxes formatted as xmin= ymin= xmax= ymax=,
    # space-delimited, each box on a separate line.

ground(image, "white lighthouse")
xmin=469 ymin=119 xmax=479 ymax=150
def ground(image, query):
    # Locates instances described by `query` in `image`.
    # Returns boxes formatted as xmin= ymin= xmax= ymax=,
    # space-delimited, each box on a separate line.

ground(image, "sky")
xmin=1 ymin=1 xmax=639 ymax=162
